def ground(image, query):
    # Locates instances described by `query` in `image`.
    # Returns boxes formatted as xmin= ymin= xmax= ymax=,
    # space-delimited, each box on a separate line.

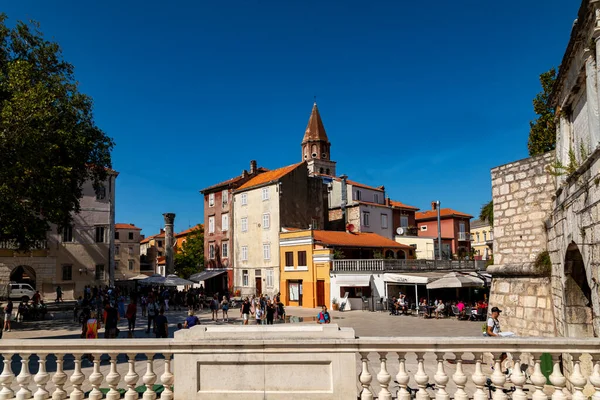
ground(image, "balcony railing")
xmin=332 ymin=259 xmax=486 ymax=272
xmin=0 ymin=240 xmax=48 ymax=250
xmin=0 ymin=327 xmax=598 ymax=398
xmin=458 ymin=232 xmax=469 ymax=241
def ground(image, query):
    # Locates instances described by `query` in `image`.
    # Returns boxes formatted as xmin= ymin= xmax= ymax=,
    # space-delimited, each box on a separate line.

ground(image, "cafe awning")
xmin=334 ymin=274 xmax=371 ymax=287
xmin=426 ymin=272 xmax=489 ymax=290
xmin=189 ymin=269 xmax=227 ymax=283
xmin=383 ymin=272 xmax=442 ymax=285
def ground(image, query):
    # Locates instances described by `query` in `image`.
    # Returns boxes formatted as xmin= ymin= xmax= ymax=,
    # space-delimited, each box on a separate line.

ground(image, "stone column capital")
xmin=163 ymin=213 xmax=175 ymax=225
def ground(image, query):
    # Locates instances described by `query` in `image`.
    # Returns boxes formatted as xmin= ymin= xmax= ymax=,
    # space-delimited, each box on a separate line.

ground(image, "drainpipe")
xmin=340 ymin=175 xmax=348 ymax=226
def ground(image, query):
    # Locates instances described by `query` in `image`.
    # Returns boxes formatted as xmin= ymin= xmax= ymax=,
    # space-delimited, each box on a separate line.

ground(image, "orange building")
xmin=279 ymin=229 xmax=413 ymax=308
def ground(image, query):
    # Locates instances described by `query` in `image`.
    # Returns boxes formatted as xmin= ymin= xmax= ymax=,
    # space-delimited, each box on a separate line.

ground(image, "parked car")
xmin=8 ymin=282 xmax=35 ymax=301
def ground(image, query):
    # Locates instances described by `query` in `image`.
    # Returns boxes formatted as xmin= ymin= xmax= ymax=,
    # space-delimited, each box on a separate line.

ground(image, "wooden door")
xmin=316 ymin=280 xmax=325 ymax=307
xmin=255 ymin=277 xmax=262 ymax=295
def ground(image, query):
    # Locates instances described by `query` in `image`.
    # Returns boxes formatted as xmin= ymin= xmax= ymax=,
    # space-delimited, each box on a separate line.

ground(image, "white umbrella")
xmin=164 ymin=274 xmax=193 ymax=286
xmin=426 ymin=272 xmax=486 ymax=290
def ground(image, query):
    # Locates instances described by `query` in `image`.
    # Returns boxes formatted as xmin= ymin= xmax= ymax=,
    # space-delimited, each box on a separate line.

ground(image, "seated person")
xmin=317 ymin=306 xmax=330 ymax=324
xmin=389 ymin=297 xmax=399 ymax=315
xmin=456 ymin=300 xmax=466 ymax=318
xmin=434 ymin=299 xmax=445 ymax=319
xmin=398 ymin=295 xmax=408 ymax=314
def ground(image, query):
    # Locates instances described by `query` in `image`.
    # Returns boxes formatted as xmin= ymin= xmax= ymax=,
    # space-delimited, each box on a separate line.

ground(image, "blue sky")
xmin=5 ymin=0 xmax=577 ymax=236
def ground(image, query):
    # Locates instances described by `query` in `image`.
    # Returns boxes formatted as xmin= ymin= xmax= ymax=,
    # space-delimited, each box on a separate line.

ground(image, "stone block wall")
xmin=488 ymin=277 xmax=556 ymax=337
xmin=488 ymin=152 xmax=557 ymax=337
xmin=490 ymin=152 xmax=555 ymax=270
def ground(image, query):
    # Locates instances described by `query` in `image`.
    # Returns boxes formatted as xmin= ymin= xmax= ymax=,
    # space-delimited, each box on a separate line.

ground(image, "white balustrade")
xmin=0 ymin=334 xmax=595 ymax=399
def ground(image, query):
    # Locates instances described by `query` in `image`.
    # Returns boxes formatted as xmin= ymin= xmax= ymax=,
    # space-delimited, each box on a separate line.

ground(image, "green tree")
xmin=174 ymin=226 xmax=204 ymax=279
xmin=0 ymin=14 xmax=114 ymax=250
xmin=479 ymin=200 xmax=493 ymax=226
xmin=528 ymin=68 xmax=557 ymax=156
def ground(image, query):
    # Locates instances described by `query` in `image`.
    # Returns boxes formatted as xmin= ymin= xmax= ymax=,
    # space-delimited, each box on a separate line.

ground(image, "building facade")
xmin=416 ymin=206 xmax=473 ymax=259
xmin=470 ymin=219 xmax=493 ymax=261
xmin=233 ymin=162 xmax=328 ymax=297
xmin=140 ymin=230 xmax=165 ymax=275
xmin=0 ymin=173 xmax=118 ymax=300
xmin=114 ymin=223 xmax=142 ymax=280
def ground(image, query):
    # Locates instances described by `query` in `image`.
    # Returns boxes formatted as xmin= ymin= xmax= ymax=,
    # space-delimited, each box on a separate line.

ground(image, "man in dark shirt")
xmin=154 ymin=308 xmax=168 ymax=338
xmin=103 ymin=302 xmax=119 ymax=339
xmin=240 ymin=298 xmax=250 ymax=325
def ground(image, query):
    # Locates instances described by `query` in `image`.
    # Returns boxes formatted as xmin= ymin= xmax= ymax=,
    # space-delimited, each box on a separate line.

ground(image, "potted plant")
xmin=332 ymin=298 xmax=339 ymax=311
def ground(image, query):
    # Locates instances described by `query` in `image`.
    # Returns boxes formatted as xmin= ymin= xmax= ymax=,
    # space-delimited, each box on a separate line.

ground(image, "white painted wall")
xmin=394 ymin=236 xmax=435 ymax=259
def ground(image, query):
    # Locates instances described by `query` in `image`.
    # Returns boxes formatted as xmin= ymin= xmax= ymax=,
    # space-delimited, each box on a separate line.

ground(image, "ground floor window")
xmin=266 ymin=269 xmax=274 ymax=288
xmin=340 ymin=286 xmax=371 ymax=298
xmin=288 ymin=281 xmax=301 ymax=301
xmin=95 ymin=264 xmax=105 ymax=281
xmin=62 ymin=265 xmax=72 ymax=281
xmin=242 ymin=270 xmax=249 ymax=286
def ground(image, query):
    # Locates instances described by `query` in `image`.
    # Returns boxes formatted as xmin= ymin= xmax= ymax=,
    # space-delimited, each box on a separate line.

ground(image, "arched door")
xmin=564 ymin=243 xmax=595 ymax=337
xmin=10 ymin=265 xmax=36 ymax=289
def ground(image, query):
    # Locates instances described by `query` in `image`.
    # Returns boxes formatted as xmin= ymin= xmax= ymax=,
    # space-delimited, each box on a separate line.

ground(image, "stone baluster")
xmin=549 ymin=354 xmax=567 ymax=400
xmin=396 ymin=352 xmax=411 ymax=400
xmin=414 ymin=352 xmax=430 ymax=400
xmin=124 ymin=353 xmax=140 ymax=400
xmin=590 ymin=354 xmax=600 ymax=400
xmin=374 ymin=352 xmax=391 ymax=400
xmin=16 ymin=354 xmax=33 ymax=400
xmin=510 ymin=354 xmax=527 ymax=400
xmin=106 ymin=353 xmax=122 ymax=400
xmin=161 ymin=354 xmax=175 ymax=400
xmin=0 ymin=354 xmax=15 ymax=400
xmin=530 ymin=353 xmax=549 ymax=400
xmin=69 ymin=355 xmax=85 ymax=400
xmin=471 ymin=353 xmax=487 ymax=400
xmin=33 ymin=354 xmax=50 ymax=400
xmin=88 ymin=356 xmax=104 ymax=400
xmin=51 ymin=355 xmax=67 ymax=400
xmin=490 ymin=353 xmax=507 ymax=400
xmin=143 ymin=354 xmax=157 ymax=400
xmin=451 ymin=353 xmax=468 ymax=400
xmin=359 ymin=352 xmax=373 ymax=400
xmin=568 ymin=353 xmax=587 ymax=400
xmin=433 ymin=352 xmax=449 ymax=400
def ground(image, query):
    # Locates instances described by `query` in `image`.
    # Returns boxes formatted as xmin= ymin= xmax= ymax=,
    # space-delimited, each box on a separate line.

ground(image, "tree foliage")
xmin=479 ymin=200 xmax=493 ymax=226
xmin=0 ymin=14 xmax=114 ymax=250
xmin=174 ymin=226 xmax=204 ymax=279
xmin=528 ymin=68 xmax=557 ymax=156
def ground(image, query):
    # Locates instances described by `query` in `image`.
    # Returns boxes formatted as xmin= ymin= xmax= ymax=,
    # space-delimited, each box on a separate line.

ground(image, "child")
xmin=255 ymin=304 xmax=264 ymax=325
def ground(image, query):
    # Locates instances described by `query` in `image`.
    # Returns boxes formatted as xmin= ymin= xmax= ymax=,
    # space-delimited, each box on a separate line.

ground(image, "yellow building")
xmin=279 ymin=229 xmax=412 ymax=308
xmin=470 ymin=219 xmax=493 ymax=260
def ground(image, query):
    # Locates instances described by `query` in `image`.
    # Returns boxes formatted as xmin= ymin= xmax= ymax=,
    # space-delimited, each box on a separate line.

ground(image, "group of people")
xmin=389 ymin=295 xmax=410 ymax=315
xmin=239 ymin=293 xmax=286 ymax=325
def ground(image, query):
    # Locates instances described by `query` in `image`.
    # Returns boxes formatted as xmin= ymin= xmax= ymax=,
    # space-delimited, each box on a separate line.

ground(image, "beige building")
xmin=140 ymin=230 xmax=165 ymax=275
xmin=394 ymin=236 xmax=435 ymax=259
xmin=0 ymin=173 xmax=118 ymax=300
xmin=470 ymin=219 xmax=493 ymax=260
xmin=114 ymin=223 xmax=142 ymax=280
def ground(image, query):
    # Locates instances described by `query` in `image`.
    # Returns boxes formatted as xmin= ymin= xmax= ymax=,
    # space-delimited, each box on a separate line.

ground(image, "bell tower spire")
xmin=301 ymin=101 xmax=336 ymax=176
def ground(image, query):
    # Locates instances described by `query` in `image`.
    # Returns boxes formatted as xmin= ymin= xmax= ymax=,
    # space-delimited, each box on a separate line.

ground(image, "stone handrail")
xmin=0 ymin=329 xmax=598 ymax=399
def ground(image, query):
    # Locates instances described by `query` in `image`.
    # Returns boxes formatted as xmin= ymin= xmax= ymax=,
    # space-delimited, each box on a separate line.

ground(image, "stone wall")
xmin=488 ymin=152 xmax=557 ymax=337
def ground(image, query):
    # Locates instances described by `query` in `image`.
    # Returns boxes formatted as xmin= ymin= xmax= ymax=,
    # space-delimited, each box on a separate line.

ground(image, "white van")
xmin=8 ymin=283 xmax=35 ymax=301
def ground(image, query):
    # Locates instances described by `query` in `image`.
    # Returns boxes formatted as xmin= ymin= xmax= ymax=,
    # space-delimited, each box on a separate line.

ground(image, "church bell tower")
xmin=301 ymin=102 xmax=336 ymax=176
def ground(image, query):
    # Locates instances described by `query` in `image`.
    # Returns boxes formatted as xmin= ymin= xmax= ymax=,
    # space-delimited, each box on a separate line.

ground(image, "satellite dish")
xmin=396 ymin=227 xmax=404 ymax=235
xmin=346 ymin=223 xmax=355 ymax=233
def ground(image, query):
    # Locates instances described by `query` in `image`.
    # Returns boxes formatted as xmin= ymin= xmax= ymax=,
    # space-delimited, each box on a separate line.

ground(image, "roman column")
xmin=163 ymin=213 xmax=176 ymax=276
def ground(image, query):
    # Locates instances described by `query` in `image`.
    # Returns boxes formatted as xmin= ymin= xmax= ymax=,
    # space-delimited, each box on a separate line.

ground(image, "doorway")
xmin=255 ymin=277 xmax=262 ymax=296
xmin=10 ymin=265 xmax=36 ymax=288
xmin=316 ymin=280 xmax=325 ymax=307
xmin=564 ymin=242 xmax=595 ymax=337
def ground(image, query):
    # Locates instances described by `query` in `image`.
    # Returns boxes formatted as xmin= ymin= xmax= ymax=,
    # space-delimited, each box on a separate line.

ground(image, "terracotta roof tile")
xmin=355 ymin=201 xmax=390 ymax=209
xmin=115 ymin=223 xmax=142 ymax=230
xmin=302 ymin=103 xmax=329 ymax=143
xmin=175 ymin=224 xmax=203 ymax=237
xmin=237 ymin=162 xmax=304 ymax=191
xmin=312 ymin=230 xmax=411 ymax=249
xmin=200 ymin=167 xmax=269 ymax=193
xmin=416 ymin=208 xmax=473 ymax=221
xmin=388 ymin=200 xmax=419 ymax=211
xmin=315 ymin=174 xmax=384 ymax=192
xmin=140 ymin=231 xmax=165 ymax=244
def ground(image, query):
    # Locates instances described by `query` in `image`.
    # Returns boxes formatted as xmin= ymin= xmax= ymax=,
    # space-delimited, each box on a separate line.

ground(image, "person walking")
xmin=266 ymin=300 xmax=275 ymax=325
xmin=255 ymin=303 xmax=264 ymax=325
xmin=141 ymin=295 xmax=147 ymax=317
xmin=240 ymin=298 xmax=250 ymax=325
xmin=210 ymin=295 xmax=219 ymax=321
xmin=154 ymin=308 xmax=168 ymax=338
xmin=126 ymin=299 xmax=137 ymax=337
xmin=486 ymin=307 xmax=515 ymax=337
xmin=146 ymin=298 xmax=158 ymax=334
xmin=221 ymin=296 xmax=229 ymax=322
xmin=3 ymin=300 xmax=13 ymax=332
xmin=55 ymin=286 xmax=63 ymax=303
xmin=103 ymin=302 xmax=119 ymax=339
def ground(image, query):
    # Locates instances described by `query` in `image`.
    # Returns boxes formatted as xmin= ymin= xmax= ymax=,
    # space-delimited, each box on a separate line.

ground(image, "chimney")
xmin=250 ymin=160 xmax=257 ymax=174
xmin=431 ymin=201 xmax=437 ymax=211
xmin=242 ymin=170 xmax=248 ymax=178
xmin=160 ymin=228 xmax=165 ymax=233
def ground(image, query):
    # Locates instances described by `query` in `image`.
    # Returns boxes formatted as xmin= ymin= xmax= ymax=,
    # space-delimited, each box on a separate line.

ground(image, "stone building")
xmin=114 ymin=223 xmax=142 ymax=280
xmin=139 ymin=230 xmax=165 ymax=275
xmin=0 ymin=173 xmax=118 ymax=300
xmin=302 ymin=102 xmax=336 ymax=176
xmin=489 ymin=0 xmax=600 ymax=339
xmin=233 ymin=162 xmax=328 ymax=297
